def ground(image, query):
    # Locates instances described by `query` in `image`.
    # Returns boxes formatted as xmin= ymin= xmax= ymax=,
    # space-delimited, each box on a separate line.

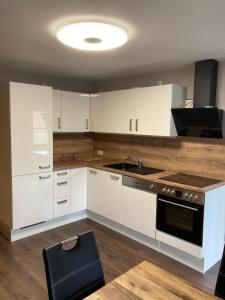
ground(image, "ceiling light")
xmin=57 ymin=21 xmax=128 ymax=51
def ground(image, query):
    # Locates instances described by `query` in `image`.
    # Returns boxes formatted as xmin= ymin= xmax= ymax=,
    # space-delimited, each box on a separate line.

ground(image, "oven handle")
xmin=158 ymin=199 xmax=198 ymax=211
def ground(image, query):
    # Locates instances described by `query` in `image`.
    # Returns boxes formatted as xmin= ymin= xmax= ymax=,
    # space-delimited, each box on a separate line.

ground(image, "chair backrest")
xmin=43 ymin=230 xmax=105 ymax=300
xmin=215 ymin=245 xmax=225 ymax=299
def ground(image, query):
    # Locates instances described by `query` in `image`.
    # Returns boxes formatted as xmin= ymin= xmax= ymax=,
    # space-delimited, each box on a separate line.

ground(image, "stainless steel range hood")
xmin=172 ymin=59 xmax=224 ymax=138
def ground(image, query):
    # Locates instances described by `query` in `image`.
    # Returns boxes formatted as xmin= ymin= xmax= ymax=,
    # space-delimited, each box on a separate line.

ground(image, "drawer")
xmin=54 ymin=178 xmax=70 ymax=199
xmin=54 ymin=197 xmax=71 ymax=218
xmin=54 ymin=169 xmax=70 ymax=180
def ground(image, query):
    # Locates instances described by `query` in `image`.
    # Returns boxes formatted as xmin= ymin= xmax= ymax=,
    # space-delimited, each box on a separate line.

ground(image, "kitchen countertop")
xmin=54 ymin=156 xmax=225 ymax=193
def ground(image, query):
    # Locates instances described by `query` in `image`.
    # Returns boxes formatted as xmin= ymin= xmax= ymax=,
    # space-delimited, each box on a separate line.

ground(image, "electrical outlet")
xmin=97 ymin=150 xmax=104 ymax=156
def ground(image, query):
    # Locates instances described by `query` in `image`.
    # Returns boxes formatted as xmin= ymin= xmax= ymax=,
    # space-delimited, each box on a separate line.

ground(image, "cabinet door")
xmin=53 ymin=90 xmax=62 ymax=132
xmin=122 ymin=186 xmax=156 ymax=238
xmin=10 ymin=82 xmax=53 ymax=176
xmin=12 ymin=172 xmax=53 ymax=229
xmin=90 ymin=89 xmax=135 ymax=134
xmin=87 ymin=168 xmax=102 ymax=214
xmin=101 ymin=172 xmax=122 ymax=223
xmin=71 ymin=168 xmax=87 ymax=213
xmin=135 ymin=85 xmax=174 ymax=136
xmin=62 ymin=91 xmax=89 ymax=132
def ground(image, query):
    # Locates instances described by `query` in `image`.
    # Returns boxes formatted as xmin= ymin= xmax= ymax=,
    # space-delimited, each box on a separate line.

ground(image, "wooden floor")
xmin=0 ymin=218 xmax=220 ymax=299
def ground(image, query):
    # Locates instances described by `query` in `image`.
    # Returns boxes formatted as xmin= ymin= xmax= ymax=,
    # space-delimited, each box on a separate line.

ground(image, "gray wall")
xmin=0 ymin=67 xmax=92 ymax=93
xmin=92 ymin=61 xmax=225 ymax=109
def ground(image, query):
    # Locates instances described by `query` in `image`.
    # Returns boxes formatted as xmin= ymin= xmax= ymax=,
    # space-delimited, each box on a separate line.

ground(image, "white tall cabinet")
xmin=10 ymin=82 xmax=53 ymax=176
xmin=0 ymin=82 xmax=54 ymax=234
xmin=53 ymin=90 xmax=90 ymax=132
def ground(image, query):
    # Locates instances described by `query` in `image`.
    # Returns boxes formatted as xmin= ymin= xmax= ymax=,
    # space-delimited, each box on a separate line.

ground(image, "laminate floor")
xmin=0 ymin=219 xmax=220 ymax=299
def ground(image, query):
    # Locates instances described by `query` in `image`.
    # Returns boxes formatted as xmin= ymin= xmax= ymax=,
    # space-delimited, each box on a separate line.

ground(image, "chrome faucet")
xmin=125 ymin=155 xmax=142 ymax=168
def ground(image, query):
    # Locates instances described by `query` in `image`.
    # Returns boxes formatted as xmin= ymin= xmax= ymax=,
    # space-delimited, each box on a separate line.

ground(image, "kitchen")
xmin=1 ymin=1 xmax=225 ymax=299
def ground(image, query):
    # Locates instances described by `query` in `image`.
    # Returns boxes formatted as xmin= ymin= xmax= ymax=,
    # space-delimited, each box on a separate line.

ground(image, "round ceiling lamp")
xmin=57 ymin=21 xmax=128 ymax=51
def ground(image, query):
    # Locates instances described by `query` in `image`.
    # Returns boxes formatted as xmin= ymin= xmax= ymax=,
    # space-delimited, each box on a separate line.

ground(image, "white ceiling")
xmin=1 ymin=0 xmax=225 ymax=81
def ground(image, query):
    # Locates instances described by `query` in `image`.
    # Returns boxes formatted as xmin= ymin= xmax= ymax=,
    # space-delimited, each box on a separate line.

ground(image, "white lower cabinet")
xmin=54 ymin=197 xmax=71 ymax=218
xmin=12 ymin=172 xmax=53 ymax=229
xmin=121 ymin=186 xmax=157 ymax=238
xmin=87 ymin=169 xmax=122 ymax=223
xmin=101 ymin=172 xmax=122 ymax=223
xmin=71 ymin=168 xmax=87 ymax=213
xmin=87 ymin=168 xmax=103 ymax=214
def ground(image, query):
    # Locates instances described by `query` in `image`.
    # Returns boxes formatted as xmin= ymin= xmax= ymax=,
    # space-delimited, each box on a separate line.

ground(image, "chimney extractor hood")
xmin=172 ymin=107 xmax=223 ymax=138
xmin=172 ymin=59 xmax=224 ymax=138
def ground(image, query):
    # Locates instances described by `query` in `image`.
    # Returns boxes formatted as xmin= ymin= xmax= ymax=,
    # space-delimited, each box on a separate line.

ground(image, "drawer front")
xmin=54 ymin=169 xmax=70 ymax=180
xmin=54 ymin=178 xmax=70 ymax=198
xmin=54 ymin=197 xmax=71 ymax=218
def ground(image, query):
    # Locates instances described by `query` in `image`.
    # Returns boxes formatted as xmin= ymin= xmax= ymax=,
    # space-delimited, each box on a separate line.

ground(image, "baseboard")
xmin=10 ymin=210 xmax=87 ymax=242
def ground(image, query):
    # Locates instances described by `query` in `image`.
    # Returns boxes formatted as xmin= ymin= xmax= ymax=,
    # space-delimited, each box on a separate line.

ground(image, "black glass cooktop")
xmin=160 ymin=173 xmax=221 ymax=188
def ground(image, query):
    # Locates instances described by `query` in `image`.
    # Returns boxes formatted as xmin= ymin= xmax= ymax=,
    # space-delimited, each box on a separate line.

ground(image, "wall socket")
xmin=97 ymin=150 xmax=104 ymax=156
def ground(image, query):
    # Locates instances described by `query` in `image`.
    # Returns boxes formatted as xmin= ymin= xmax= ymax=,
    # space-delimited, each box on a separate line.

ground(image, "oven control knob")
xmin=166 ymin=188 xmax=170 ymax=193
xmin=170 ymin=189 xmax=175 ymax=195
xmin=149 ymin=184 xmax=154 ymax=189
xmin=188 ymin=193 xmax=193 ymax=199
xmin=184 ymin=192 xmax=188 ymax=198
xmin=194 ymin=194 xmax=198 ymax=200
xmin=162 ymin=187 xmax=166 ymax=192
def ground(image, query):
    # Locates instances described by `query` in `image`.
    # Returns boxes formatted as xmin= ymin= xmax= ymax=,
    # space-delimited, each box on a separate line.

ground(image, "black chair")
xmin=215 ymin=245 xmax=225 ymax=299
xmin=43 ymin=230 xmax=105 ymax=300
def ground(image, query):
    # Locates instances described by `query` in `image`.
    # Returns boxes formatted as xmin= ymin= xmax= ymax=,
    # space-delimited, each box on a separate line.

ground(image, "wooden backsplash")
xmin=54 ymin=132 xmax=225 ymax=180
xmin=53 ymin=133 xmax=93 ymax=161
xmin=93 ymin=133 xmax=225 ymax=180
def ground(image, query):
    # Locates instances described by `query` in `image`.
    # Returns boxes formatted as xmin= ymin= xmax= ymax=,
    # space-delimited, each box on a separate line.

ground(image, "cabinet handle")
xmin=57 ymin=199 xmax=68 ymax=205
xmin=86 ymin=119 xmax=89 ymax=130
xmin=58 ymin=117 xmax=61 ymax=129
xmin=89 ymin=170 xmax=97 ymax=175
xmin=39 ymin=164 xmax=51 ymax=170
xmin=57 ymin=171 xmax=68 ymax=176
xmin=135 ymin=119 xmax=139 ymax=132
xmin=129 ymin=119 xmax=133 ymax=131
xmin=110 ymin=175 xmax=119 ymax=181
xmin=57 ymin=181 xmax=68 ymax=186
xmin=39 ymin=175 xmax=51 ymax=180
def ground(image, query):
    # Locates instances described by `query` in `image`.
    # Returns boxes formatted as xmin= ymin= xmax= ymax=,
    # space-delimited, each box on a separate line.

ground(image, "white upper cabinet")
xmin=53 ymin=90 xmax=62 ymax=132
xmin=10 ymin=82 xmax=53 ymax=176
xmin=135 ymin=84 xmax=185 ymax=136
xmin=90 ymin=89 xmax=135 ymax=134
xmin=61 ymin=91 xmax=89 ymax=132
xmin=90 ymin=84 xmax=185 ymax=136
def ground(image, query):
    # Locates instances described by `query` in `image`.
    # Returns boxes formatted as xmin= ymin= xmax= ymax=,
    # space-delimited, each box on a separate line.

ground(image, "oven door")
xmin=156 ymin=195 xmax=204 ymax=246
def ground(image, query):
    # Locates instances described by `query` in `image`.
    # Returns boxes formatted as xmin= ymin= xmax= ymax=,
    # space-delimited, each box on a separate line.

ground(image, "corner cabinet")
xmin=53 ymin=90 xmax=90 ymax=132
xmin=90 ymin=84 xmax=185 ymax=136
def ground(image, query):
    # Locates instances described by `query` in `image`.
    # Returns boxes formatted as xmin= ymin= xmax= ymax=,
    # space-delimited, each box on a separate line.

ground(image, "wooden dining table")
xmin=86 ymin=260 xmax=220 ymax=300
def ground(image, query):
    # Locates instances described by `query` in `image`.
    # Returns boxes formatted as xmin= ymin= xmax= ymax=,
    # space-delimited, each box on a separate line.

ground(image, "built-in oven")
xmin=156 ymin=194 xmax=204 ymax=246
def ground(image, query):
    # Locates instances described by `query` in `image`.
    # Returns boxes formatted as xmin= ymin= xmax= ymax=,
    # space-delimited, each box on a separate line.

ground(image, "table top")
xmin=85 ymin=260 xmax=219 ymax=300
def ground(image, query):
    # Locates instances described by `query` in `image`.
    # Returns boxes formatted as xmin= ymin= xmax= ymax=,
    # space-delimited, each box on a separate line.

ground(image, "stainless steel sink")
xmin=104 ymin=163 xmax=163 ymax=175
